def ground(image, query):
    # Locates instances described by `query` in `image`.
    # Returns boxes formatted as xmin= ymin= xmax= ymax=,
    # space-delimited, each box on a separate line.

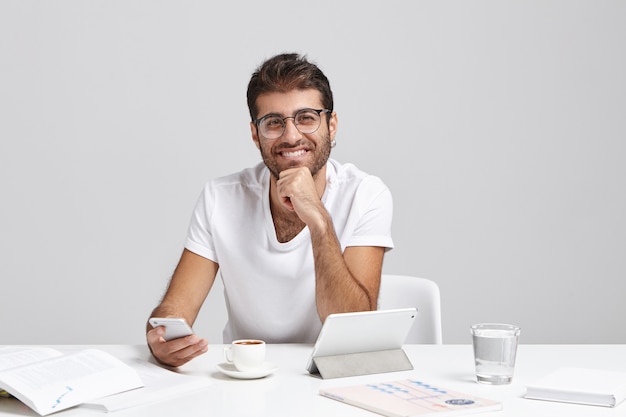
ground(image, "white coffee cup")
xmin=223 ymin=339 xmax=266 ymax=372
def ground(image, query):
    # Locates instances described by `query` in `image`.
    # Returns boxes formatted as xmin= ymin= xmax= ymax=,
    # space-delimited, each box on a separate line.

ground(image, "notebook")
xmin=525 ymin=367 xmax=626 ymax=407
xmin=320 ymin=379 xmax=502 ymax=416
xmin=306 ymin=308 xmax=417 ymax=376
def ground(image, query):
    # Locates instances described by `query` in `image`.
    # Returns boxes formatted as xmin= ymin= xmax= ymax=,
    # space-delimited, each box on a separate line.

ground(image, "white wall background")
xmin=1 ymin=0 xmax=624 ymax=345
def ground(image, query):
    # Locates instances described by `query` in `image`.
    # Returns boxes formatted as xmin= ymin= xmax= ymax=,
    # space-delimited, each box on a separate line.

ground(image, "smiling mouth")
xmin=280 ymin=149 xmax=307 ymax=158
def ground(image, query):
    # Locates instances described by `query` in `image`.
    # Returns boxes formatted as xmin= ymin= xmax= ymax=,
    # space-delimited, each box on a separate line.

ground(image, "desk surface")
xmin=1 ymin=344 xmax=625 ymax=417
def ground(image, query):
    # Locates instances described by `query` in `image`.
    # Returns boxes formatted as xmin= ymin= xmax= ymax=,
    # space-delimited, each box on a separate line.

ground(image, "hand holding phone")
xmin=149 ymin=317 xmax=194 ymax=341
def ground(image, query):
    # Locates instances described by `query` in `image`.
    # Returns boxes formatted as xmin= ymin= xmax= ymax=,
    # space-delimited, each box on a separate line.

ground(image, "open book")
xmin=0 ymin=347 xmax=143 ymax=416
xmin=320 ymin=379 xmax=502 ymax=417
xmin=80 ymin=358 xmax=213 ymax=412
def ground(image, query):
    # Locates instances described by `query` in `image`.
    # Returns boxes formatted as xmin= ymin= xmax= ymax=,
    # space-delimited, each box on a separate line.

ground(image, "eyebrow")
xmin=257 ymin=112 xmax=283 ymax=120
xmin=257 ymin=107 xmax=319 ymax=120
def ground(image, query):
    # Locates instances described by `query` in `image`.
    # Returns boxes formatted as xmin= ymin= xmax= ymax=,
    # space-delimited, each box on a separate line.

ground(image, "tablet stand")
xmin=312 ymin=348 xmax=413 ymax=379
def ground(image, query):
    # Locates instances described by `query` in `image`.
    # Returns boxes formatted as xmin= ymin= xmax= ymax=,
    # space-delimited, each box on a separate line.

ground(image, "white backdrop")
xmin=1 ymin=0 xmax=624 ymax=345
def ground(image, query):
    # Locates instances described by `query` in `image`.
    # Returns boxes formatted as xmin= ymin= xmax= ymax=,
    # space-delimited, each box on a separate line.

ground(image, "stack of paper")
xmin=525 ymin=367 xmax=626 ymax=408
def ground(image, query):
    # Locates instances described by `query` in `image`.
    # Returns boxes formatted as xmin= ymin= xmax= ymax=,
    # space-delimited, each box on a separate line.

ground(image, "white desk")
xmin=1 ymin=344 xmax=624 ymax=416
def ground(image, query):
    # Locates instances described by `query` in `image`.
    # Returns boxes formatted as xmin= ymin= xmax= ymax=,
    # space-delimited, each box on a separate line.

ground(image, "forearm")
xmin=146 ymin=249 xmax=218 ymax=334
xmin=309 ymin=212 xmax=376 ymax=321
xmin=276 ymin=167 xmax=384 ymax=321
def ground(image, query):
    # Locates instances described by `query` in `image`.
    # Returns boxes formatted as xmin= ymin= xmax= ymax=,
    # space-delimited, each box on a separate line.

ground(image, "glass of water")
xmin=470 ymin=323 xmax=520 ymax=385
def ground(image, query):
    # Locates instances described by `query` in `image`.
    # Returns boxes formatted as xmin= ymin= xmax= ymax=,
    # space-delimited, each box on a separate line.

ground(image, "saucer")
xmin=217 ymin=362 xmax=278 ymax=379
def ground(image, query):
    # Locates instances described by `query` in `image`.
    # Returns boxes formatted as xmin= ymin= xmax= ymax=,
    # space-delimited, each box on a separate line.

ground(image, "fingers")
xmin=147 ymin=327 xmax=208 ymax=367
xmin=276 ymin=168 xmax=328 ymax=228
xmin=146 ymin=325 xmax=165 ymax=345
xmin=277 ymin=168 xmax=316 ymax=210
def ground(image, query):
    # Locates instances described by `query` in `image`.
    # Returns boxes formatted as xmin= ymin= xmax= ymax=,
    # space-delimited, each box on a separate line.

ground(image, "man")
xmin=147 ymin=53 xmax=393 ymax=367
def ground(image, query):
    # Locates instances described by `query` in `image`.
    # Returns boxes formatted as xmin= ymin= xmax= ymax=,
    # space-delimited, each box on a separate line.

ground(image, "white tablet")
xmin=306 ymin=308 xmax=417 ymax=375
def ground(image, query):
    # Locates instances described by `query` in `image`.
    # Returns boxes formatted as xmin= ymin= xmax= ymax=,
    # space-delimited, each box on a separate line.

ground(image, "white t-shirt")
xmin=185 ymin=159 xmax=394 ymax=343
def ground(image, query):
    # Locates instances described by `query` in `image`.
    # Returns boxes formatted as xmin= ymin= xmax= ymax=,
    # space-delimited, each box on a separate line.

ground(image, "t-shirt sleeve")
xmin=184 ymin=183 xmax=219 ymax=262
xmin=345 ymin=176 xmax=394 ymax=250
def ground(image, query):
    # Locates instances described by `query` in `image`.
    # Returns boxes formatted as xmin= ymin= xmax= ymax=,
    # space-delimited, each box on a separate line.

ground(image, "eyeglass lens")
xmin=258 ymin=109 xmax=324 ymax=139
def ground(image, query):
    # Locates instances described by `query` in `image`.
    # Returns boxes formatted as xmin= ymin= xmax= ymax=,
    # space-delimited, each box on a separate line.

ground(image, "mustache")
xmin=274 ymin=140 xmax=309 ymax=151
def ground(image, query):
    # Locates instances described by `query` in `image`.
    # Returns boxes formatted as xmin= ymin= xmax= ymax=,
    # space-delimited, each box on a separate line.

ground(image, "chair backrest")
xmin=377 ymin=275 xmax=443 ymax=344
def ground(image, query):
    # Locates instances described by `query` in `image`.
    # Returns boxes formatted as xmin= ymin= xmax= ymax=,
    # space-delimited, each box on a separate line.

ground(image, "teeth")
xmin=282 ymin=149 xmax=306 ymax=157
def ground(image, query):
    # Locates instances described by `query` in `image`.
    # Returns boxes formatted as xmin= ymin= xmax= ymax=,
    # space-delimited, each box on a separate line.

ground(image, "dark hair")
xmin=246 ymin=53 xmax=334 ymax=120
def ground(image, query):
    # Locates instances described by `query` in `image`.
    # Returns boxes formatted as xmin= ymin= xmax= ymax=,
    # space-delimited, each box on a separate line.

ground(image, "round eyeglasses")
xmin=254 ymin=108 xmax=331 ymax=140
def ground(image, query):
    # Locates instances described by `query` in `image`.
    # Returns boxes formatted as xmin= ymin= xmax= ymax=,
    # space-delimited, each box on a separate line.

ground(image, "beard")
xmin=260 ymin=133 xmax=332 ymax=180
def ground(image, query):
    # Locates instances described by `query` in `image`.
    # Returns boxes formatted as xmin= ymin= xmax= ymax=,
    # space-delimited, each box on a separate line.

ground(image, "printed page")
xmin=0 ymin=349 xmax=143 ymax=416
xmin=81 ymin=358 xmax=213 ymax=411
xmin=0 ymin=347 xmax=63 ymax=372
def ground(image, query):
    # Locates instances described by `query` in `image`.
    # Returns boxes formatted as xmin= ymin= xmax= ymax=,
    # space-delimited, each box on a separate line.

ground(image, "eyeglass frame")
xmin=253 ymin=108 xmax=331 ymax=140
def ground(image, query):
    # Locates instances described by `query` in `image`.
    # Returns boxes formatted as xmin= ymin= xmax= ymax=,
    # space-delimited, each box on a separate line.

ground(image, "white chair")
xmin=377 ymin=275 xmax=443 ymax=344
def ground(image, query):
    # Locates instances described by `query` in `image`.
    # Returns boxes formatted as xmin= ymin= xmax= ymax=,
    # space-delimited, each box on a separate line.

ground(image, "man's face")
xmin=250 ymin=89 xmax=337 ymax=180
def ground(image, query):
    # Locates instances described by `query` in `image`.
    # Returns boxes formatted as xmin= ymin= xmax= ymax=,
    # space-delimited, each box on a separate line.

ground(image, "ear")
xmin=250 ymin=121 xmax=261 ymax=149
xmin=328 ymin=111 xmax=338 ymax=143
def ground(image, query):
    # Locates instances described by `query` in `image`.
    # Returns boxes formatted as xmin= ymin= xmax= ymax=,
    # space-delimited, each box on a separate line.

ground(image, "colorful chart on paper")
xmin=320 ymin=379 xmax=502 ymax=417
